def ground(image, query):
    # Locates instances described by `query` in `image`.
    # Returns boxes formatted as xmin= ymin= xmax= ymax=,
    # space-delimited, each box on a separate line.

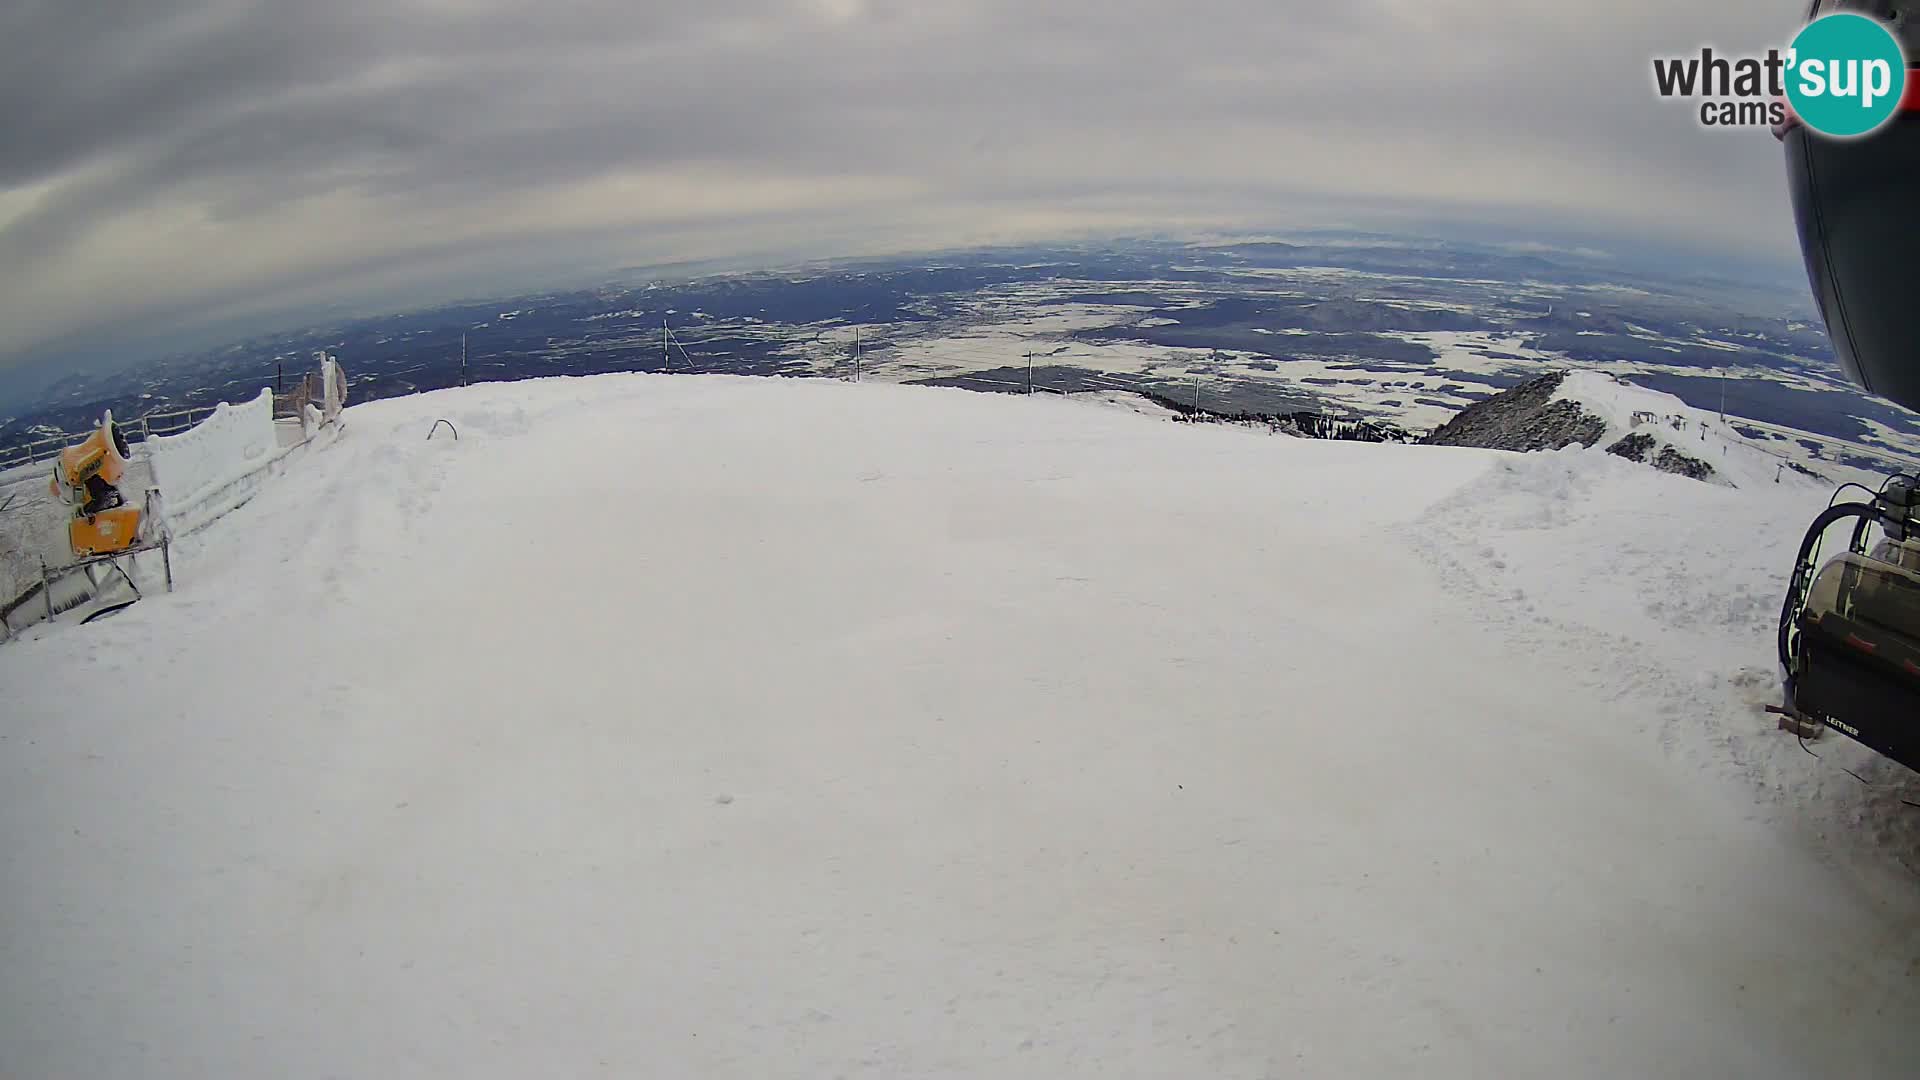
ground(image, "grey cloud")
xmin=0 ymin=0 xmax=1816 ymax=373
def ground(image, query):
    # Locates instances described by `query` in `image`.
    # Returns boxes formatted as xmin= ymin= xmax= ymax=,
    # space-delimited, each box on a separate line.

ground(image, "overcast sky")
xmin=0 ymin=0 xmax=1811 ymax=376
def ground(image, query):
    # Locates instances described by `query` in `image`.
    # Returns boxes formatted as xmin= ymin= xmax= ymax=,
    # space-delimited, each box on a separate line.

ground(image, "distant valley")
xmin=6 ymin=234 xmax=1917 ymax=477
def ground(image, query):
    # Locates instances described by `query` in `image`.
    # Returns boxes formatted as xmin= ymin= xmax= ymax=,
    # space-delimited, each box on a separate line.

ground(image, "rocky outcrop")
xmin=1422 ymin=371 xmax=1719 ymax=483
xmin=1604 ymin=431 xmax=1657 ymax=462
xmin=1421 ymin=372 xmax=1606 ymax=452
xmin=1651 ymin=445 xmax=1717 ymax=482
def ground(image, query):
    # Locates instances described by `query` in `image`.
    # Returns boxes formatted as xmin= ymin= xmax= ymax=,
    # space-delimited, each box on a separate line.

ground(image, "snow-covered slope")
xmin=2 ymin=374 xmax=1916 ymax=1078
xmin=1549 ymin=370 xmax=1817 ymax=489
xmin=1424 ymin=370 xmax=1857 ymax=490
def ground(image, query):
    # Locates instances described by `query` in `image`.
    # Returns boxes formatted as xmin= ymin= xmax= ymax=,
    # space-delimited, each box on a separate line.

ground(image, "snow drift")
xmin=1 ymin=373 xmax=1916 ymax=1078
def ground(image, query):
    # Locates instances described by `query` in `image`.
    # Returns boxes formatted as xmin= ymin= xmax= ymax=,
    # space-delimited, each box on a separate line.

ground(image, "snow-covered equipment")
xmin=16 ymin=412 xmax=175 ymax=629
xmin=47 ymin=412 xmax=145 ymax=557
xmin=1777 ymin=475 xmax=1920 ymax=770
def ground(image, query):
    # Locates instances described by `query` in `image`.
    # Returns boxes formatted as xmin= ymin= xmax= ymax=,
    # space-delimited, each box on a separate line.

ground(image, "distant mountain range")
xmin=4 ymin=234 xmax=1916 ymax=476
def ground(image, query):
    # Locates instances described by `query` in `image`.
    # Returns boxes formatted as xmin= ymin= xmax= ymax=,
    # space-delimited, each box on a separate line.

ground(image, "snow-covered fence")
xmin=1 ymin=350 xmax=347 ymax=470
xmin=270 ymin=353 xmax=348 ymax=426
xmin=141 ymin=405 xmax=220 ymax=440
xmin=0 ymin=434 xmax=80 ymax=471
xmin=145 ymin=389 xmax=285 ymax=536
xmin=272 ymin=374 xmax=317 ymax=420
xmin=0 ymin=405 xmax=220 ymax=471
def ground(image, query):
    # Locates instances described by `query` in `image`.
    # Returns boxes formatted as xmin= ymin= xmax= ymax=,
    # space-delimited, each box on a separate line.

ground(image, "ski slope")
xmin=1548 ymin=369 xmax=1841 ymax=491
xmin=2 ymin=373 xmax=1916 ymax=1077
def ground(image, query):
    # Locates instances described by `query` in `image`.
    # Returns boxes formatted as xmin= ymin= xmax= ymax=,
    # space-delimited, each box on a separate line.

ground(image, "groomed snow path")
xmin=3 ymin=374 xmax=1916 ymax=1077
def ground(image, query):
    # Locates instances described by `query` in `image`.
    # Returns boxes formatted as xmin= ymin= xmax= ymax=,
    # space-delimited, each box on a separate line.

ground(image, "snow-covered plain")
xmin=3 ymin=374 xmax=1917 ymax=1077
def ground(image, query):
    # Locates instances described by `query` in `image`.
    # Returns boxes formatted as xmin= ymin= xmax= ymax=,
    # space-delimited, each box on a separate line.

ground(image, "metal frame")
xmin=34 ymin=538 xmax=173 ymax=621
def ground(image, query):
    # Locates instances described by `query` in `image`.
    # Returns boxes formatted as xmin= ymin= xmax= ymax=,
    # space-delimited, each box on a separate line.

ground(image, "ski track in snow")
xmin=3 ymin=373 xmax=1918 ymax=1078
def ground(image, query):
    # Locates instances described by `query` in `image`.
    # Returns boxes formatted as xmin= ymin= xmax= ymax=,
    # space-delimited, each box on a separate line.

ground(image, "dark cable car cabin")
xmin=1781 ymin=1 xmax=1920 ymax=409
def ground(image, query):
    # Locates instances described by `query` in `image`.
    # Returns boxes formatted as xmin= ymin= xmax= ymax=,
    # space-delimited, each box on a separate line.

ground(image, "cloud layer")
xmin=0 ymin=0 xmax=1811 ymax=369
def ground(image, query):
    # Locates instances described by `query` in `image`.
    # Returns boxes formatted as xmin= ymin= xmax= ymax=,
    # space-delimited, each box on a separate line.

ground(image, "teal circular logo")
xmin=1786 ymin=13 xmax=1908 ymax=137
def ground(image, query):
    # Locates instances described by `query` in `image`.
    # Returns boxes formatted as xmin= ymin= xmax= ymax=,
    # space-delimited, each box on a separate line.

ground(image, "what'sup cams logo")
xmin=1653 ymin=11 xmax=1909 ymax=137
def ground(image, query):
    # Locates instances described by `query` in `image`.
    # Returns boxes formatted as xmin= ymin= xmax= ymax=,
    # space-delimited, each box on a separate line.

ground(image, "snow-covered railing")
xmin=145 ymin=391 xmax=279 ymax=507
xmin=140 ymin=405 xmax=220 ymax=440
xmin=0 ymin=354 xmax=343 ymax=469
xmin=0 ymin=405 xmax=222 ymax=471
xmin=140 ymin=388 xmax=313 ymax=539
xmin=0 ymin=435 xmax=70 ymax=471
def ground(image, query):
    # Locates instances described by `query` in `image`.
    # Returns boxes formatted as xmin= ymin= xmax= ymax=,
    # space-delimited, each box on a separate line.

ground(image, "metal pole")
xmin=162 ymin=536 xmax=174 ymax=592
xmin=41 ymin=558 xmax=53 ymax=622
xmin=1193 ymin=377 xmax=1201 ymax=415
xmin=663 ymin=317 xmax=670 ymax=369
xmin=276 ymin=362 xmax=283 ymax=395
xmin=1027 ymin=351 xmax=1034 ymax=394
xmin=854 ymin=328 xmax=862 ymax=382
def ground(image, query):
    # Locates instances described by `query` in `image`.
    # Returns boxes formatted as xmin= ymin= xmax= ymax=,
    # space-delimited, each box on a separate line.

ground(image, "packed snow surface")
xmin=3 ymin=374 xmax=1917 ymax=1077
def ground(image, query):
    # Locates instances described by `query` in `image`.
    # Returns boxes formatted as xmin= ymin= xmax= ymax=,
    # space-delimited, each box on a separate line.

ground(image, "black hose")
xmin=1831 ymin=482 xmax=1880 ymax=509
xmin=82 ymin=600 xmax=139 ymax=624
xmin=1850 ymin=513 xmax=1877 ymax=555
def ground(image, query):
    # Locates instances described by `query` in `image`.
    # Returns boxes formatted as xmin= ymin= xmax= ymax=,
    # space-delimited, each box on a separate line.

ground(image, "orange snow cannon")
xmin=49 ymin=413 xmax=144 ymax=556
xmin=67 ymin=505 xmax=144 ymax=557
